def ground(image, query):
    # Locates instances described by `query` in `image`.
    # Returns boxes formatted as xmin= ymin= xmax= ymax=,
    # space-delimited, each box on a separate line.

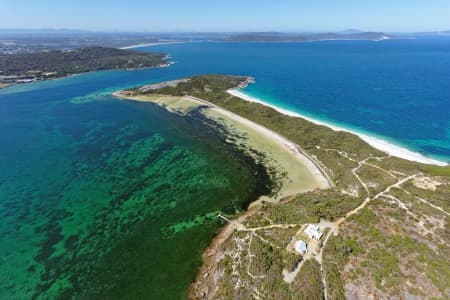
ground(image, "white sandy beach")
xmin=188 ymin=96 xmax=331 ymax=197
xmin=120 ymin=41 xmax=185 ymax=50
xmin=227 ymin=89 xmax=448 ymax=167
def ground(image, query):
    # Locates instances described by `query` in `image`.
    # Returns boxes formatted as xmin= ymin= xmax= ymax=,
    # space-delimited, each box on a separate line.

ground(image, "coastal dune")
xmin=227 ymin=89 xmax=448 ymax=167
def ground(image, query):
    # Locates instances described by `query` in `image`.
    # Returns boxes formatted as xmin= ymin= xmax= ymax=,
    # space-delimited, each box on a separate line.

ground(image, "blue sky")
xmin=1 ymin=0 xmax=450 ymax=32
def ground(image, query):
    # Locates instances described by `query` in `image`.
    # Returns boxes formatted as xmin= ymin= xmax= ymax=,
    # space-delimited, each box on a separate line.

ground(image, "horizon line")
xmin=1 ymin=28 xmax=450 ymax=34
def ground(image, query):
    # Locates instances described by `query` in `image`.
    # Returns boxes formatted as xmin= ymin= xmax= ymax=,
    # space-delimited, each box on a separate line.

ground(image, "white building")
xmin=304 ymin=224 xmax=323 ymax=240
xmin=294 ymin=240 xmax=308 ymax=255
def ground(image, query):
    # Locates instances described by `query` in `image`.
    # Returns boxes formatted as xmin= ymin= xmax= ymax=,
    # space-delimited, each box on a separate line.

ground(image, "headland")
xmin=114 ymin=75 xmax=450 ymax=299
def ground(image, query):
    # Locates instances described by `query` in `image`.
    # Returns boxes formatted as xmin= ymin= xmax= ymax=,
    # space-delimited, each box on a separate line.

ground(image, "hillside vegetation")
xmin=126 ymin=75 xmax=450 ymax=300
xmin=0 ymin=46 xmax=167 ymax=81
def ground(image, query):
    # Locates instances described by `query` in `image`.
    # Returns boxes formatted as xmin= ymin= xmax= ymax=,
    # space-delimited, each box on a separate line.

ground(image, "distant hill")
xmin=338 ymin=29 xmax=363 ymax=34
xmin=220 ymin=31 xmax=391 ymax=42
xmin=1 ymin=29 xmax=448 ymax=56
xmin=0 ymin=30 xmax=185 ymax=54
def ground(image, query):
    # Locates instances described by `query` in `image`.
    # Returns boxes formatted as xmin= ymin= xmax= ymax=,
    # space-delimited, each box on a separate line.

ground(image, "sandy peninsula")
xmin=112 ymin=91 xmax=331 ymax=202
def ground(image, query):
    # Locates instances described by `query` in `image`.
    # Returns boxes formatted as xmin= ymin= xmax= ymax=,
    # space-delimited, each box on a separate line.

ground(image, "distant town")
xmin=0 ymin=46 xmax=169 ymax=86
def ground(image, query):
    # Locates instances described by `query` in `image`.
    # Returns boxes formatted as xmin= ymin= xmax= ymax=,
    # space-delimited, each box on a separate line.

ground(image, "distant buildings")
xmin=0 ymin=72 xmax=58 ymax=84
xmin=293 ymin=225 xmax=323 ymax=255
xmin=0 ymin=75 xmax=18 ymax=83
xmin=304 ymin=224 xmax=323 ymax=240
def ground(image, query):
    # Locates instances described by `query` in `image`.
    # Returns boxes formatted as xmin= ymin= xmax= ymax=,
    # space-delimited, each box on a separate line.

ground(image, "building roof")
xmin=305 ymin=224 xmax=323 ymax=240
xmin=294 ymin=240 xmax=308 ymax=254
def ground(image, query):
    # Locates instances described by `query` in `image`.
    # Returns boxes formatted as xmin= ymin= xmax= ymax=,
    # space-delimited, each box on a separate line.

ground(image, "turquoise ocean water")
xmin=0 ymin=77 xmax=272 ymax=298
xmin=0 ymin=38 xmax=449 ymax=298
xmin=145 ymin=38 xmax=450 ymax=163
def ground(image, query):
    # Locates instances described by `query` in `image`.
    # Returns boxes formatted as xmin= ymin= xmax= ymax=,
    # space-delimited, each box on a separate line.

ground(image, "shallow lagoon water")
xmin=0 ymin=83 xmax=272 ymax=298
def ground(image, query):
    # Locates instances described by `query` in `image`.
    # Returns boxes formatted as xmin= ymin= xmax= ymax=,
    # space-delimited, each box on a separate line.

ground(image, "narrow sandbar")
xmin=112 ymin=93 xmax=203 ymax=115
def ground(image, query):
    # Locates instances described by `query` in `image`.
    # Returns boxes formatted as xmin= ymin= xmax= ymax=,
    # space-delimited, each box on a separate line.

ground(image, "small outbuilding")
xmin=304 ymin=224 xmax=323 ymax=240
xmin=294 ymin=240 xmax=308 ymax=255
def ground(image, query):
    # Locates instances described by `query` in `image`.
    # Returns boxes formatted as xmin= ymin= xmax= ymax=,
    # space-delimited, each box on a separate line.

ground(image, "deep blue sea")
xmin=145 ymin=38 xmax=450 ymax=163
xmin=4 ymin=38 xmax=449 ymax=162
xmin=0 ymin=38 xmax=449 ymax=298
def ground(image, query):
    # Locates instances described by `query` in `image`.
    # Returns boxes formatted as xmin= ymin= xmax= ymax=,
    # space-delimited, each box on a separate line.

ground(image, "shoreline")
xmin=0 ymin=65 xmax=172 ymax=92
xmin=227 ymin=89 xmax=448 ymax=167
xmin=112 ymin=92 xmax=331 ymax=200
xmin=0 ymin=83 xmax=13 ymax=89
xmin=120 ymin=41 xmax=186 ymax=50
